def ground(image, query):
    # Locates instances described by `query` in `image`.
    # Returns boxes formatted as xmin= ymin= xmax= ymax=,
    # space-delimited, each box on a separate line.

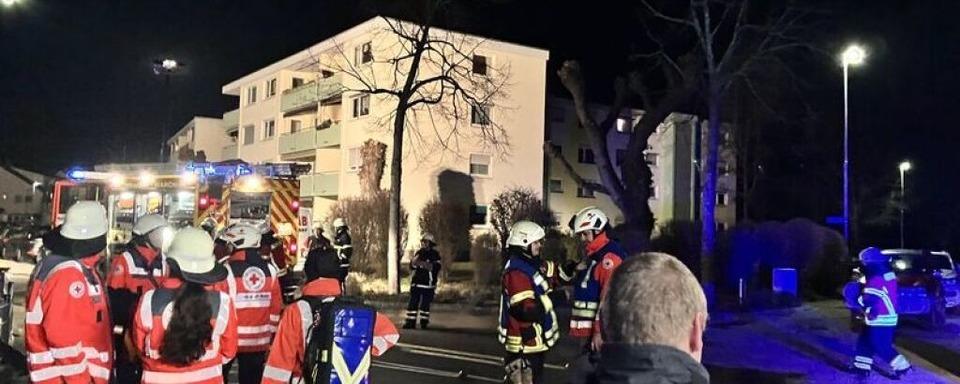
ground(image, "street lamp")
xmin=1 ymin=0 xmax=21 ymax=8
xmin=152 ymin=58 xmax=183 ymax=162
xmin=841 ymin=44 xmax=866 ymax=244
xmin=898 ymin=161 xmax=912 ymax=248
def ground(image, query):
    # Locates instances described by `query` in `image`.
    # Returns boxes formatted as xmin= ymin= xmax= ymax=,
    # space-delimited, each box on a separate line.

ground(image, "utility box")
xmin=772 ymin=268 xmax=798 ymax=297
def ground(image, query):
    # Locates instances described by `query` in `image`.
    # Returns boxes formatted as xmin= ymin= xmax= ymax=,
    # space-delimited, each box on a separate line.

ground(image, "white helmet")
xmin=333 ymin=218 xmax=346 ymax=228
xmin=221 ymin=224 xmax=261 ymax=249
xmin=421 ymin=232 xmax=436 ymax=244
xmin=60 ymin=201 xmax=108 ymax=240
xmin=166 ymin=227 xmax=222 ymax=280
xmin=571 ymin=207 xmax=608 ymax=234
xmin=507 ymin=221 xmax=546 ymax=247
xmin=133 ymin=214 xmax=168 ymax=236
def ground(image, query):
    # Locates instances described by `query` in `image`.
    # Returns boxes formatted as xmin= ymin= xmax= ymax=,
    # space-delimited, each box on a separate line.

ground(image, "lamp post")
xmin=153 ymin=58 xmax=182 ymax=162
xmin=841 ymin=45 xmax=865 ymax=243
xmin=898 ymin=161 xmax=912 ymax=248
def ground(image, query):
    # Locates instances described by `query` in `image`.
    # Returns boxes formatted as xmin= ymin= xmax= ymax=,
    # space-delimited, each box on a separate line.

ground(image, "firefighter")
xmin=499 ymin=221 xmax=559 ymax=384
xmin=132 ymin=227 xmax=238 ymax=384
xmin=25 ymin=201 xmax=114 ymax=384
xmin=404 ymin=232 xmax=442 ymax=329
xmin=307 ymin=226 xmax=331 ymax=251
xmin=261 ymin=246 xmax=399 ymax=384
xmin=332 ymin=218 xmax=353 ymax=290
xmin=107 ymin=213 xmax=172 ymax=383
xmin=850 ymin=247 xmax=912 ymax=378
xmin=567 ymin=206 xmax=627 ymax=383
xmin=218 ymin=224 xmax=283 ymax=384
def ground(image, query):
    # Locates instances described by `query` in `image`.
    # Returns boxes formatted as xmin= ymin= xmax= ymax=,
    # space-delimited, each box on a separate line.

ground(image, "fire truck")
xmin=51 ymin=161 xmax=311 ymax=270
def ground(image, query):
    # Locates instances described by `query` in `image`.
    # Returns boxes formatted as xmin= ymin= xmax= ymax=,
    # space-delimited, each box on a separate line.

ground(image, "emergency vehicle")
xmin=51 ymin=161 xmax=311 ymax=270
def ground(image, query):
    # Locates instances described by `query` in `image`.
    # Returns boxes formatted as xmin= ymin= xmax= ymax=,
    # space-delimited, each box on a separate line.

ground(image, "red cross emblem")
xmin=242 ymin=268 xmax=266 ymax=291
xmin=69 ymin=281 xmax=85 ymax=298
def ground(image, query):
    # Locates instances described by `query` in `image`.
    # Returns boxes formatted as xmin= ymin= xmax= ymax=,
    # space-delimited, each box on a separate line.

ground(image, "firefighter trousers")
xmin=406 ymin=287 xmax=435 ymax=326
xmin=854 ymin=326 xmax=910 ymax=372
xmin=223 ymin=351 xmax=267 ymax=384
xmin=505 ymin=352 xmax=545 ymax=384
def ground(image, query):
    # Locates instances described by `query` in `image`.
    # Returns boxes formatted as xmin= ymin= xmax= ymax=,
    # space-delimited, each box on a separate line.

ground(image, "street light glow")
xmin=161 ymin=59 xmax=178 ymax=71
xmin=1 ymin=0 xmax=20 ymax=8
xmin=842 ymin=45 xmax=866 ymax=66
xmin=899 ymin=161 xmax=912 ymax=172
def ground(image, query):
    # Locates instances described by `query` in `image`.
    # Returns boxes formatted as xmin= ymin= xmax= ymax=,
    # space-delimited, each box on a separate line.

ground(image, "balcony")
xmin=222 ymin=109 xmax=239 ymax=130
xmin=300 ymin=173 xmax=339 ymax=197
xmin=279 ymin=123 xmax=341 ymax=155
xmin=281 ymin=74 xmax=343 ymax=114
xmin=222 ymin=144 xmax=238 ymax=160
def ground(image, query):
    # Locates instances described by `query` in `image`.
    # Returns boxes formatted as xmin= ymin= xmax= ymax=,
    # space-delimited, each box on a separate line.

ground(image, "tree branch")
xmin=543 ymin=141 xmax=609 ymax=195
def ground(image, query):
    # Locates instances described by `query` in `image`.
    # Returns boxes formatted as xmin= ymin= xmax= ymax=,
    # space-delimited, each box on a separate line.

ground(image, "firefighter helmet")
xmin=859 ymin=247 xmax=888 ymax=264
xmin=333 ymin=217 xmax=346 ymax=228
xmin=571 ymin=207 xmax=609 ymax=234
xmin=421 ymin=232 xmax=436 ymax=244
xmin=166 ymin=227 xmax=226 ymax=283
xmin=221 ymin=224 xmax=262 ymax=249
xmin=507 ymin=221 xmax=546 ymax=247
xmin=60 ymin=201 xmax=108 ymax=240
xmin=132 ymin=214 xmax=167 ymax=236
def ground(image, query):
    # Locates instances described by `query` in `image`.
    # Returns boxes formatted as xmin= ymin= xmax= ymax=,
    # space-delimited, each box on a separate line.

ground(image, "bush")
xmin=326 ymin=190 xmax=408 ymax=277
xmin=650 ymin=220 xmax=702 ymax=277
xmin=472 ymin=233 xmax=501 ymax=287
xmin=490 ymin=188 xmax=557 ymax=249
xmin=419 ymin=198 xmax=472 ymax=280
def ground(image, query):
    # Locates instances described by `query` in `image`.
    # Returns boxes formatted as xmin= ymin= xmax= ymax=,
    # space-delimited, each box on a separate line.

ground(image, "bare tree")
xmin=308 ymin=4 xmax=511 ymax=293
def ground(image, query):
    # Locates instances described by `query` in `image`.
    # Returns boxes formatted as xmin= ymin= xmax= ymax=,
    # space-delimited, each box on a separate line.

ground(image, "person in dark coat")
xmin=582 ymin=252 xmax=710 ymax=384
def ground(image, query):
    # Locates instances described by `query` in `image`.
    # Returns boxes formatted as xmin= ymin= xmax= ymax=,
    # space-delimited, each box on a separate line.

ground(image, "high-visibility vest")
xmin=498 ymin=256 xmax=559 ymax=353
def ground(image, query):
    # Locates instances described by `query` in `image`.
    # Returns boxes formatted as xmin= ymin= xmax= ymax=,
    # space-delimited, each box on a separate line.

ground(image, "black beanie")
xmin=304 ymin=247 xmax=341 ymax=282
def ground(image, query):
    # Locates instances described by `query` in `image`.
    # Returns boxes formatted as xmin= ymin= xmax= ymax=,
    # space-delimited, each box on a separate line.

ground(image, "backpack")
xmin=301 ymin=296 xmax=377 ymax=384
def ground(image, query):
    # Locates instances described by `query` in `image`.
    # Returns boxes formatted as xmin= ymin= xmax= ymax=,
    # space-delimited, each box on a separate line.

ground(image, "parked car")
xmin=844 ymin=249 xmax=958 ymax=328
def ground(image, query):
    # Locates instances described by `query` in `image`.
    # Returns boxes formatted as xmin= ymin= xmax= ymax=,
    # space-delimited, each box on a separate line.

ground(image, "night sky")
xmin=1 ymin=0 xmax=959 ymax=250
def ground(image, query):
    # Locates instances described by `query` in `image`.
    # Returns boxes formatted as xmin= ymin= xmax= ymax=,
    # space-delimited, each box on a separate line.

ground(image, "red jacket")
xmin=570 ymin=232 xmax=624 ymax=338
xmin=223 ymin=249 xmax=283 ymax=353
xmin=859 ymin=271 xmax=899 ymax=326
xmin=107 ymin=245 xmax=168 ymax=326
xmin=25 ymin=254 xmax=113 ymax=384
xmin=133 ymin=278 xmax=238 ymax=384
xmin=261 ymin=278 xmax=398 ymax=384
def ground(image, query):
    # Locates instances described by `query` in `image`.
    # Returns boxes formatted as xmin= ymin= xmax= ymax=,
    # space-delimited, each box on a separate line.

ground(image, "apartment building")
xmin=217 ymin=16 xmax=549 ymax=250
xmin=545 ymin=97 xmax=736 ymax=233
xmin=166 ymin=117 xmax=229 ymax=162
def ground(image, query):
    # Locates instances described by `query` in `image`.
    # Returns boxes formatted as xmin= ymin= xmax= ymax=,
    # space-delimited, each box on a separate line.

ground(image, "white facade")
xmin=167 ymin=117 xmax=229 ymax=162
xmin=0 ymin=166 xmax=50 ymax=224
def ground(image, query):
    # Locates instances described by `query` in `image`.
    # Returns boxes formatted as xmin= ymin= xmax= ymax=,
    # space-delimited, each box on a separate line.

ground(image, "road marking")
xmin=373 ymin=361 xmax=503 ymax=383
xmin=397 ymin=342 xmax=567 ymax=370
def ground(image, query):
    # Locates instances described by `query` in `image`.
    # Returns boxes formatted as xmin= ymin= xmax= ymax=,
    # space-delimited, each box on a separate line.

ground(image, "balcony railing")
xmin=300 ymin=172 xmax=339 ymax=197
xmin=279 ymin=123 xmax=341 ymax=155
xmin=280 ymin=74 xmax=343 ymax=113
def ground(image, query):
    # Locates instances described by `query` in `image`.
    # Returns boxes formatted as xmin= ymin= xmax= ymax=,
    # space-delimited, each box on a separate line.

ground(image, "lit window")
xmin=616 ymin=117 xmax=633 ymax=133
xmin=471 ymin=104 xmax=491 ymax=126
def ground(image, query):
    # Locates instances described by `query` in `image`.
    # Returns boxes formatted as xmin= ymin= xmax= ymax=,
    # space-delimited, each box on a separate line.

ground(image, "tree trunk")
xmin=387 ymin=105 xmax=407 ymax=295
xmin=700 ymin=87 xmax=721 ymax=285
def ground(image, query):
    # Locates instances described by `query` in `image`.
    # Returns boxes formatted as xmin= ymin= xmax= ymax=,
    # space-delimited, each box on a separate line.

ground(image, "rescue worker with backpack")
xmin=132 ymin=227 xmax=239 ymax=384
xmin=26 ymin=201 xmax=114 ymax=383
xmin=567 ymin=206 xmax=627 ymax=382
xmin=107 ymin=213 xmax=172 ymax=383
xmin=332 ymin=218 xmax=353 ymax=290
xmin=262 ymin=245 xmax=399 ymax=384
xmin=220 ymin=224 xmax=284 ymax=384
xmin=499 ymin=221 xmax=560 ymax=384
xmin=404 ymin=232 xmax=442 ymax=329
xmin=849 ymin=247 xmax=912 ymax=379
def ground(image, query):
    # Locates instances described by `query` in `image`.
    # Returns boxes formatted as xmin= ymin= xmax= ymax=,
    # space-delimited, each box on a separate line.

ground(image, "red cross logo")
xmin=69 ymin=281 xmax=85 ymax=298
xmin=242 ymin=268 xmax=266 ymax=291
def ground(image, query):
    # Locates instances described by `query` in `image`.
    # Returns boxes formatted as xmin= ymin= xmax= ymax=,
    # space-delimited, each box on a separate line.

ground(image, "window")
xmin=578 ymin=148 xmax=595 ymax=164
xmin=14 ymin=195 xmax=22 ymax=203
xmin=645 ymin=152 xmax=659 ymax=166
xmin=355 ymin=42 xmax=373 ymax=64
xmin=577 ymin=181 xmax=596 ymax=198
xmin=549 ymin=179 xmax=563 ymax=193
xmin=246 ymin=86 xmax=258 ymax=105
xmin=717 ymin=221 xmax=729 ymax=232
xmin=616 ymin=117 xmax=633 ymax=133
xmin=472 ymin=55 xmax=488 ymax=75
xmin=616 ymin=149 xmax=627 ymax=166
xmin=719 ymin=162 xmax=731 ymax=176
xmin=352 ymin=95 xmax=370 ymax=118
xmin=263 ymin=119 xmax=276 ymax=139
xmin=266 ymin=78 xmax=277 ymax=98
xmin=469 ymin=205 xmax=488 ymax=225
xmin=25 ymin=195 xmax=33 ymax=203
xmin=717 ymin=193 xmax=730 ymax=206
xmin=243 ymin=125 xmax=255 ymax=145
xmin=348 ymin=147 xmax=362 ymax=171
xmin=292 ymin=77 xmax=304 ymax=89
xmin=549 ymin=106 xmax=565 ymax=123
xmin=290 ymin=120 xmax=302 ymax=133
xmin=551 ymin=144 xmax=563 ymax=156
xmin=649 ymin=183 xmax=658 ymax=199
xmin=469 ymin=154 xmax=491 ymax=176
xmin=471 ymin=104 xmax=491 ymax=126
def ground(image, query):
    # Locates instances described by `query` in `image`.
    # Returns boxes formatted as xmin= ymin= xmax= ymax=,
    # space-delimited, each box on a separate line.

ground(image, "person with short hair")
xmin=591 ymin=252 xmax=709 ymax=384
